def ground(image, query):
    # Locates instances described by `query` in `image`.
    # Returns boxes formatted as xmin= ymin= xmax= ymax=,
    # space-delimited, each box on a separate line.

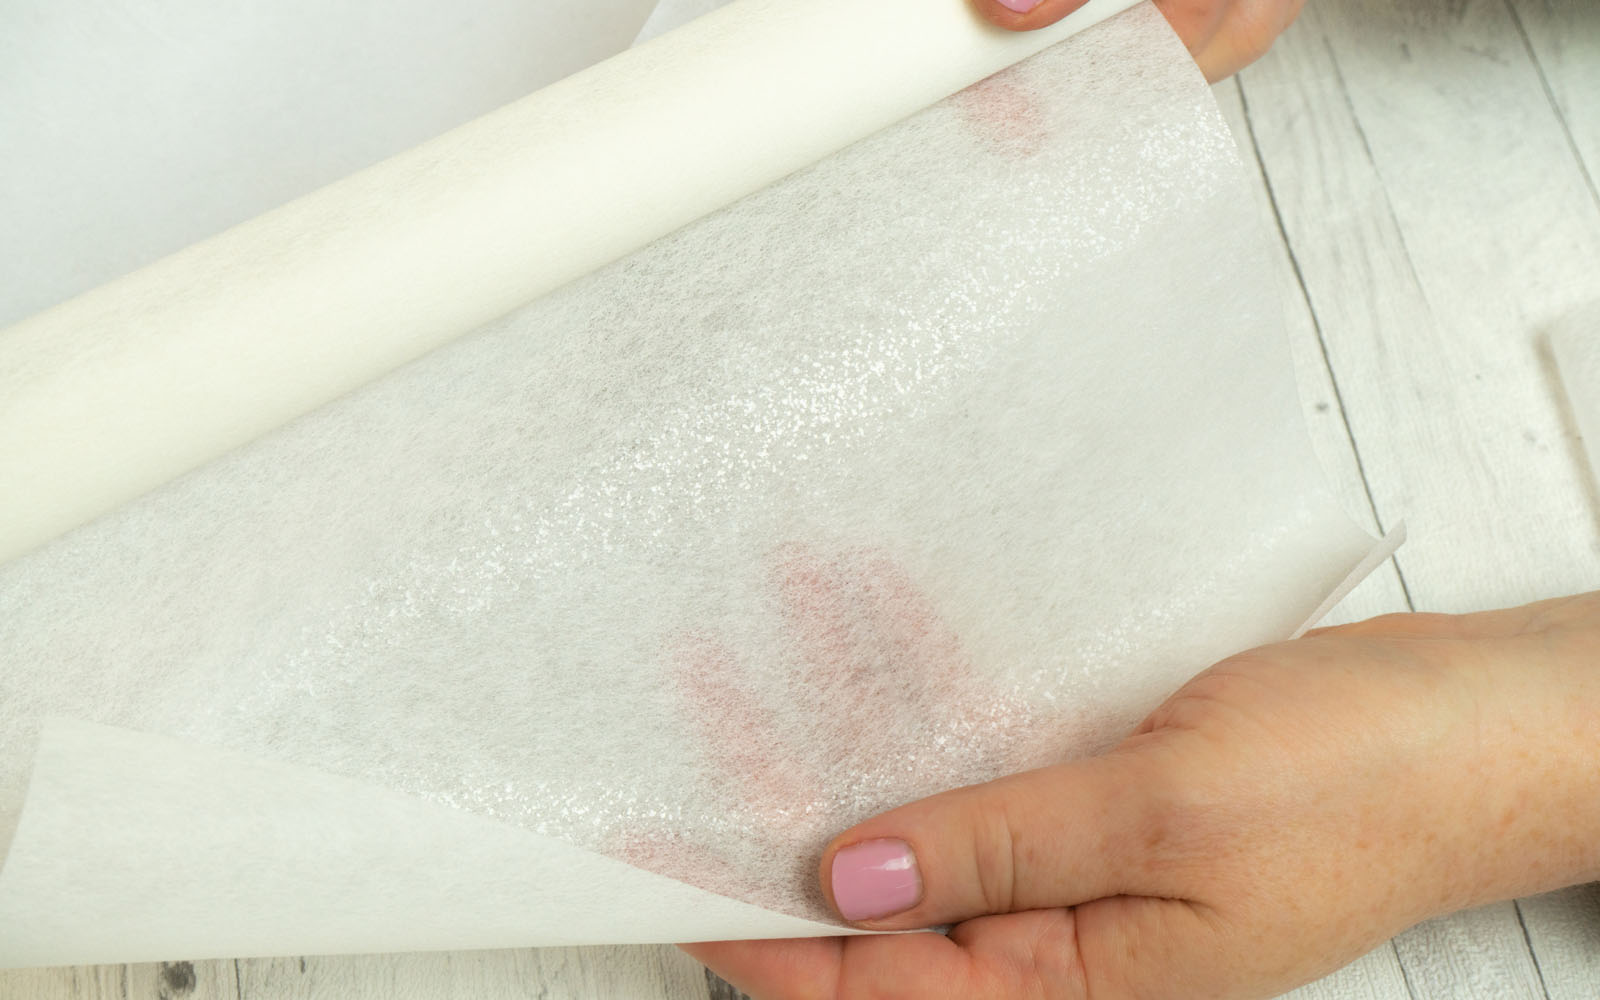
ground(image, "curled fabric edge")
xmin=1291 ymin=525 xmax=1407 ymax=638
xmin=0 ymin=718 xmax=873 ymax=968
xmin=0 ymin=0 xmax=1142 ymax=567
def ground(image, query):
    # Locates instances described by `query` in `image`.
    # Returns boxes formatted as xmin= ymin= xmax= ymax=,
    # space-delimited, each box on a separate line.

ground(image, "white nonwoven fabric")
xmin=0 ymin=718 xmax=856 ymax=966
xmin=0 ymin=2 xmax=1387 ymax=968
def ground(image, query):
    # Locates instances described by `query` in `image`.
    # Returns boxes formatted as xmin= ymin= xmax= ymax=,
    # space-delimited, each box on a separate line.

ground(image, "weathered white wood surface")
xmin=5 ymin=0 xmax=1597 ymax=996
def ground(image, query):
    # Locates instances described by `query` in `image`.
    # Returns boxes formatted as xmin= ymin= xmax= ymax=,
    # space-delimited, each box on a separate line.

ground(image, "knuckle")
xmin=1115 ymin=749 xmax=1221 ymax=884
xmin=1034 ymin=909 xmax=1093 ymax=1000
xmin=970 ymin=793 xmax=1021 ymax=913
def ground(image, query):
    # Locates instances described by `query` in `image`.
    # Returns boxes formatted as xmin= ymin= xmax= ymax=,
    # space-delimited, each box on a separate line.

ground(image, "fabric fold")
xmin=0 ymin=719 xmax=858 ymax=967
xmin=0 ymin=2 xmax=1394 ymax=968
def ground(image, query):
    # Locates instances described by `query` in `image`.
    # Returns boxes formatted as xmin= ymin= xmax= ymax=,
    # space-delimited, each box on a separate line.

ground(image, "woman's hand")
xmin=684 ymin=593 xmax=1600 ymax=999
xmin=974 ymin=0 xmax=1307 ymax=81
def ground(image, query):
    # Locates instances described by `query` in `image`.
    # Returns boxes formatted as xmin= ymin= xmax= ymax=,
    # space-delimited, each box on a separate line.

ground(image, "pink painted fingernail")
xmin=994 ymin=0 xmax=1043 ymax=12
xmin=829 ymin=839 xmax=922 ymax=921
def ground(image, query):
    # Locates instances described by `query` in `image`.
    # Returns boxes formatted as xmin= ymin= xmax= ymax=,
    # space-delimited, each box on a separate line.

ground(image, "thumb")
xmin=972 ymin=0 xmax=1093 ymax=31
xmin=819 ymin=750 xmax=1183 ymax=928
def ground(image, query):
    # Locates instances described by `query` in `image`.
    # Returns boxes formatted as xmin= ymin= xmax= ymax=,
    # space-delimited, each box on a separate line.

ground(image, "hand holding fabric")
xmin=686 ymin=594 xmax=1600 ymax=999
xmin=975 ymin=0 xmax=1306 ymax=80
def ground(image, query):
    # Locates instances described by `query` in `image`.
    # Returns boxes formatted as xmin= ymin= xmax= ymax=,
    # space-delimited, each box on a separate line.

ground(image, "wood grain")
xmin=1517 ymin=883 xmax=1600 ymax=1000
xmin=231 ymin=946 xmax=709 ymax=1000
xmin=1392 ymin=906 xmax=1548 ymax=1000
xmin=1278 ymin=947 xmax=1414 ymax=1000
xmin=1252 ymin=0 xmax=1600 ymax=614
xmin=0 ymin=961 xmax=238 ymax=1000
xmin=1506 ymin=0 xmax=1600 ymax=203
xmin=1215 ymin=75 xmax=1412 ymax=631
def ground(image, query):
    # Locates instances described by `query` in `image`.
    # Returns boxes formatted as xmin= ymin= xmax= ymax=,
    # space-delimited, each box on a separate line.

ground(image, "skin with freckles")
xmin=976 ymin=0 xmax=1307 ymax=82
xmin=682 ymin=593 xmax=1600 ymax=999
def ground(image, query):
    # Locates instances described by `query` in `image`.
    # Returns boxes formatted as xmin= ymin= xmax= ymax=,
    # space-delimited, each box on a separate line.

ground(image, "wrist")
xmin=1436 ymin=601 xmax=1600 ymax=910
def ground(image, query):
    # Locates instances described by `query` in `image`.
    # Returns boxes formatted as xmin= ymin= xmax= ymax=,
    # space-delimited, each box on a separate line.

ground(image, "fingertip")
xmin=819 ymin=794 xmax=984 ymax=931
xmin=972 ymin=0 xmax=1034 ymax=30
xmin=824 ymin=837 xmax=925 ymax=925
xmin=972 ymin=0 xmax=1091 ymax=32
xmin=679 ymin=937 xmax=847 ymax=999
xmin=819 ymin=757 xmax=1172 ymax=931
xmin=677 ymin=940 xmax=732 ymax=967
xmin=818 ymin=838 xmax=841 ymax=916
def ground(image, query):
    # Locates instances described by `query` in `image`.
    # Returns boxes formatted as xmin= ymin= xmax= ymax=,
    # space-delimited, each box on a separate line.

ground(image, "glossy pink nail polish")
xmin=830 ymin=839 xmax=921 ymax=921
xmin=993 ymin=0 xmax=1043 ymax=12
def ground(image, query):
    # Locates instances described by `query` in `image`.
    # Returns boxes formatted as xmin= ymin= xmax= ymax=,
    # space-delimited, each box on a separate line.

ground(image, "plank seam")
xmin=1388 ymin=938 xmax=1422 ymax=1000
xmin=1513 ymin=899 xmax=1555 ymax=1000
xmin=705 ymin=967 xmax=749 ymax=1000
xmin=1502 ymin=0 xmax=1600 ymax=215
xmin=1233 ymin=73 xmax=1417 ymax=611
xmin=1317 ymin=36 xmax=1432 ymax=311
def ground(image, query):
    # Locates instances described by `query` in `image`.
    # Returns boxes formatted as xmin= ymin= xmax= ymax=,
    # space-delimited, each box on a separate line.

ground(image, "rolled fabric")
xmin=0 ymin=0 xmax=1138 ymax=567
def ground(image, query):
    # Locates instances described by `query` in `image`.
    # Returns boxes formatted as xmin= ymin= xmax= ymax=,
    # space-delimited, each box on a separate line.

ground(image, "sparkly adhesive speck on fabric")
xmin=0 ymin=5 xmax=1374 ymax=930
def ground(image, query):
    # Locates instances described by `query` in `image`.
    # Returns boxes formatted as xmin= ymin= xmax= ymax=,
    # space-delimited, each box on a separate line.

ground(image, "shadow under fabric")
xmin=0 ymin=1 xmax=1396 ymax=967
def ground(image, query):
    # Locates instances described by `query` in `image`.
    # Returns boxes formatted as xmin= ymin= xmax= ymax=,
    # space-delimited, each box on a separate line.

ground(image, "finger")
xmin=680 ymin=937 xmax=846 ymax=999
xmin=1151 ymin=0 xmax=1230 ymax=58
xmin=1184 ymin=0 xmax=1306 ymax=82
xmin=668 ymin=631 xmax=819 ymax=810
xmin=1073 ymin=894 xmax=1236 ymax=998
xmin=774 ymin=545 xmax=969 ymax=721
xmin=971 ymin=0 xmax=1093 ymax=33
xmin=1078 ymin=893 xmax=1355 ymax=998
xmin=1191 ymin=32 xmax=1251 ymax=84
xmin=683 ymin=931 xmax=983 ymax=999
xmin=686 ymin=909 xmax=1097 ymax=1000
xmin=818 ymin=750 xmax=1187 ymax=929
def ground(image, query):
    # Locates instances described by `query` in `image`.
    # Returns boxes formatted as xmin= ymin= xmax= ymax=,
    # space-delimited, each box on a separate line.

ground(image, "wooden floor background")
xmin=7 ymin=0 xmax=1599 ymax=996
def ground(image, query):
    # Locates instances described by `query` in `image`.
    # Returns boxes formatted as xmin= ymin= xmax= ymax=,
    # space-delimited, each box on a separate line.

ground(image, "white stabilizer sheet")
xmin=0 ymin=1 xmax=1394 ymax=967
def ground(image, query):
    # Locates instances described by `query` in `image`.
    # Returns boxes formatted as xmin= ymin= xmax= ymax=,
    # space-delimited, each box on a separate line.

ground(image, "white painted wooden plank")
xmin=1392 ymin=905 xmax=1549 ymax=1000
xmin=1506 ymin=0 xmax=1600 ymax=202
xmin=1516 ymin=884 xmax=1600 ymax=1000
xmin=1256 ymin=0 xmax=1600 ymax=614
xmin=1278 ymin=947 xmax=1415 ymax=1000
xmin=0 ymin=960 xmax=238 ymax=1000
xmin=233 ymin=945 xmax=709 ymax=1000
xmin=0 ymin=941 xmax=711 ymax=998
